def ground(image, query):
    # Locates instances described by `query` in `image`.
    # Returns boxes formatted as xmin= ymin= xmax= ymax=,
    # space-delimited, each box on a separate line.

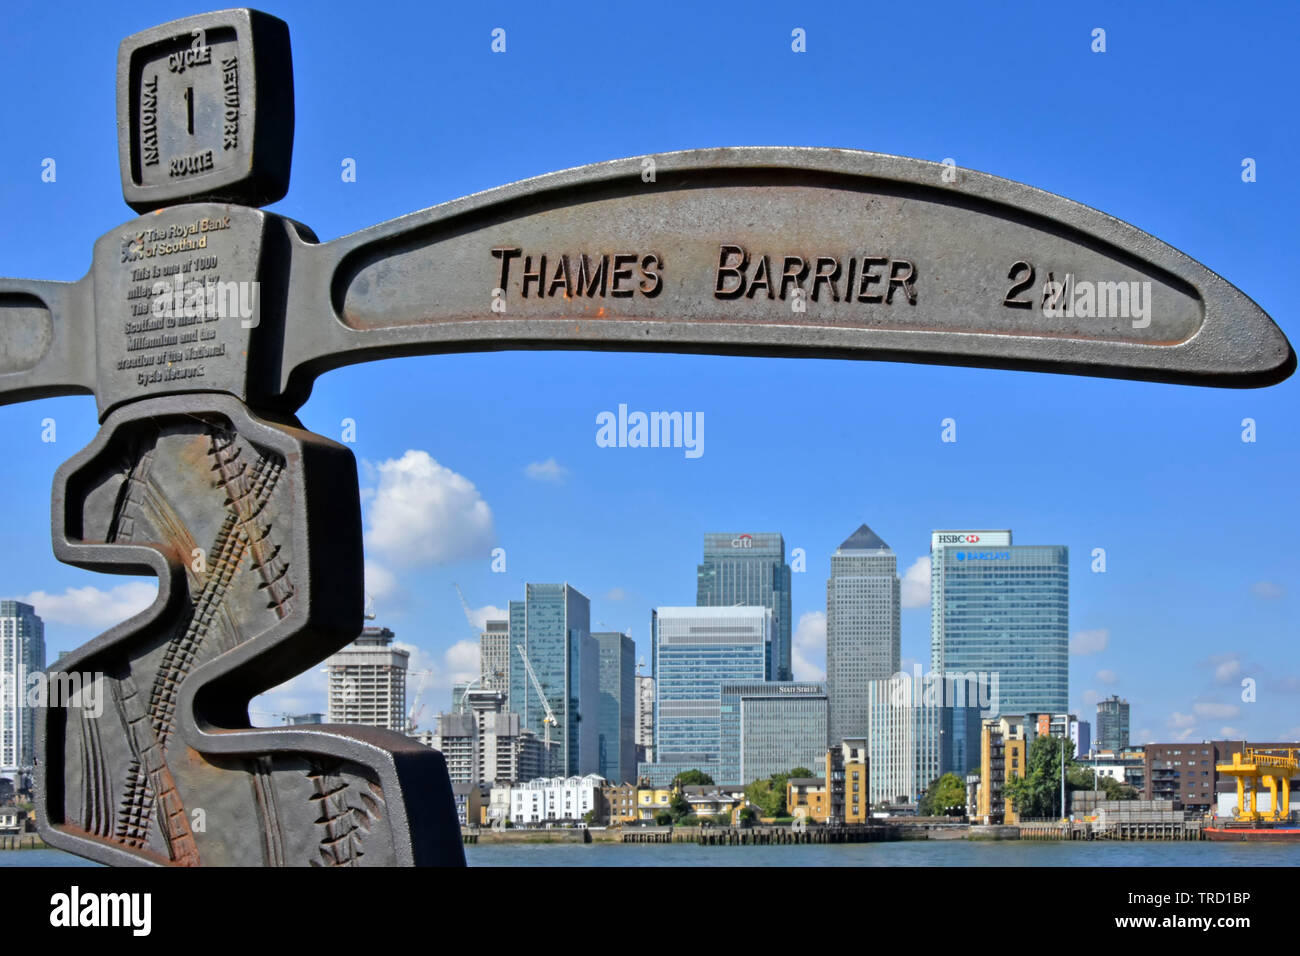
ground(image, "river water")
xmin=465 ymin=840 xmax=1298 ymax=867
xmin=2 ymin=842 xmax=1297 ymax=867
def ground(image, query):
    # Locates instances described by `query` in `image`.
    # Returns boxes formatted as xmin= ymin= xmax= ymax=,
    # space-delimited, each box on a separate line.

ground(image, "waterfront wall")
xmin=968 ymin=825 xmax=1021 ymax=840
xmin=463 ymin=828 xmax=588 ymax=844
xmin=0 ymin=834 xmax=47 ymax=850
xmin=1017 ymin=819 xmax=1203 ymax=841
xmin=622 ymin=825 xmax=900 ymax=845
xmin=463 ymin=819 xmax=1209 ymax=846
xmin=463 ymin=824 xmax=904 ymax=845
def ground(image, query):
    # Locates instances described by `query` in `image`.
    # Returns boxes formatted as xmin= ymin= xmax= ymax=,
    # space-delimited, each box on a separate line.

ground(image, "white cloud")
xmin=442 ymin=640 xmax=481 ymax=685
xmin=605 ymin=587 xmax=627 ymax=601
xmin=1096 ymin=669 xmax=1118 ymax=685
xmin=1070 ymin=628 xmax=1109 ymax=655
xmin=1219 ymin=726 xmax=1242 ymax=738
xmin=23 ymin=582 xmax=157 ymax=630
xmin=792 ymin=610 xmax=826 ymax=681
xmin=1193 ymin=701 xmax=1239 ymax=719
xmin=1135 ymin=728 xmax=1154 ymax=746
xmin=397 ymin=642 xmax=447 ymax=733
xmin=1205 ymin=654 xmax=1242 ymax=685
xmin=1251 ymin=580 xmax=1285 ymax=599
xmin=1080 ymin=688 xmax=1100 ymax=707
xmin=364 ymin=450 xmax=494 ymax=566
xmin=1174 ymin=726 xmax=1197 ymax=741
xmin=395 ymin=641 xmax=443 ymax=676
xmin=364 ymin=560 xmax=398 ymax=600
xmin=524 ymin=458 xmax=569 ymax=483
xmin=465 ymin=603 xmax=508 ymax=632
xmin=900 ymin=556 xmax=930 ymax=609
xmin=402 ymin=640 xmax=487 ymax=726
xmin=1167 ymin=711 xmax=1195 ymax=729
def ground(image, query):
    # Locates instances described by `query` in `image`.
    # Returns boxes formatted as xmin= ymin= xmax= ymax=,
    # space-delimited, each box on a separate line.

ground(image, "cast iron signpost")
xmin=0 ymin=9 xmax=1291 ymax=866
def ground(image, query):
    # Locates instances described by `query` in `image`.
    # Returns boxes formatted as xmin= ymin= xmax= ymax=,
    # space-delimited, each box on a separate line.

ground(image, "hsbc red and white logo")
xmin=935 ymin=533 xmax=983 ymax=545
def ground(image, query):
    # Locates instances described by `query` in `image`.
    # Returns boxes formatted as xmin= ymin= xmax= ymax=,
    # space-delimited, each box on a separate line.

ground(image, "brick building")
xmin=1143 ymin=740 xmax=1300 ymax=814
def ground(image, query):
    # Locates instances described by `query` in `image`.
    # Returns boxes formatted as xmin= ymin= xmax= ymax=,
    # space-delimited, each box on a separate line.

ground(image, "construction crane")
xmin=405 ymin=668 xmax=435 ymax=734
xmin=516 ymin=644 xmax=557 ymax=752
xmin=452 ymin=581 xmax=506 ymax=690
xmin=452 ymin=583 xmax=478 ymax=636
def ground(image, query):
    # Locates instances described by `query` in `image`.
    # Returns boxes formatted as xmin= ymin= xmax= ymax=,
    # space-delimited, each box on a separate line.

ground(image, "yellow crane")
xmin=1216 ymin=747 xmax=1298 ymax=823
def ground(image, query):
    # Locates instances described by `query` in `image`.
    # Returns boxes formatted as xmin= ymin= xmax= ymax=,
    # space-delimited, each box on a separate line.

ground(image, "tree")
xmin=745 ymin=767 xmax=813 ymax=818
xmin=1005 ymin=735 xmax=1075 ymax=819
xmin=738 ymin=807 xmax=757 ymax=827
xmin=1102 ymin=777 xmax=1138 ymax=801
xmin=583 ymin=809 xmax=598 ymax=826
xmin=918 ymin=773 xmax=967 ymax=816
xmin=745 ymin=778 xmax=782 ymax=817
xmin=669 ymin=789 xmax=692 ymax=822
xmin=654 ymin=810 xmax=673 ymax=825
xmin=711 ymin=812 xmax=730 ymax=826
xmin=673 ymin=769 xmax=715 ymax=787
xmin=1070 ymin=766 xmax=1137 ymax=801
xmin=1066 ymin=764 xmax=1095 ymax=791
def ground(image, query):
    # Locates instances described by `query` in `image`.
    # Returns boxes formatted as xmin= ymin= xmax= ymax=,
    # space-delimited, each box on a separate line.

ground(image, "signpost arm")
xmin=273 ymin=149 xmax=1293 ymax=403
xmin=0 ymin=277 xmax=97 ymax=406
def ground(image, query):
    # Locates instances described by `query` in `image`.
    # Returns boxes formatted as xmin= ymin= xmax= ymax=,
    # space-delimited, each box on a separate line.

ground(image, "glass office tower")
xmin=826 ymin=524 xmax=901 ymax=746
xmin=866 ymin=676 xmax=982 ymax=806
xmin=719 ymin=682 xmax=828 ymax=786
xmin=645 ymin=606 xmax=771 ymax=784
xmin=1096 ymin=695 xmax=1130 ymax=752
xmin=930 ymin=531 xmax=1069 ymax=716
xmin=697 ymin=533 xmax=792 ymax=681
xmin=593 ymin=631 xmax=637 ymax=784
xmin=508 ymin=583 xmax=598 ymax=776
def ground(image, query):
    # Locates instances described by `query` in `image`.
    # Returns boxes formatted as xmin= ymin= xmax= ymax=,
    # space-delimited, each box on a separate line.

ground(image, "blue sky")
xmin=0 ymin=0 xmax=1296 ymax=744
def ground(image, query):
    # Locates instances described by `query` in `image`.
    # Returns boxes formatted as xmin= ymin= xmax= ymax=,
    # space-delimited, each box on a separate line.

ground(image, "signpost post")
xmin=0 ymin=9 xmax=1290 ymax=866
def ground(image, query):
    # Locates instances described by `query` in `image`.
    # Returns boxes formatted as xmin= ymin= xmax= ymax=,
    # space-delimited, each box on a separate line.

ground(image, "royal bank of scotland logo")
xmin=120 ymin=231 xmax=146 ymax=263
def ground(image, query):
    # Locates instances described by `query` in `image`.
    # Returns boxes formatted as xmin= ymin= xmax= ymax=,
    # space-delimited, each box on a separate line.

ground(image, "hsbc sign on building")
xmin=931 ymin=530 xmax=1013 ymax=550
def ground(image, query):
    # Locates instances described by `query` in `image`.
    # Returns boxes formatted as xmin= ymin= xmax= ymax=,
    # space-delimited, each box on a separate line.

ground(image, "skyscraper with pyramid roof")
xmin=826 ymin=524 xmax=900 ymax=746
